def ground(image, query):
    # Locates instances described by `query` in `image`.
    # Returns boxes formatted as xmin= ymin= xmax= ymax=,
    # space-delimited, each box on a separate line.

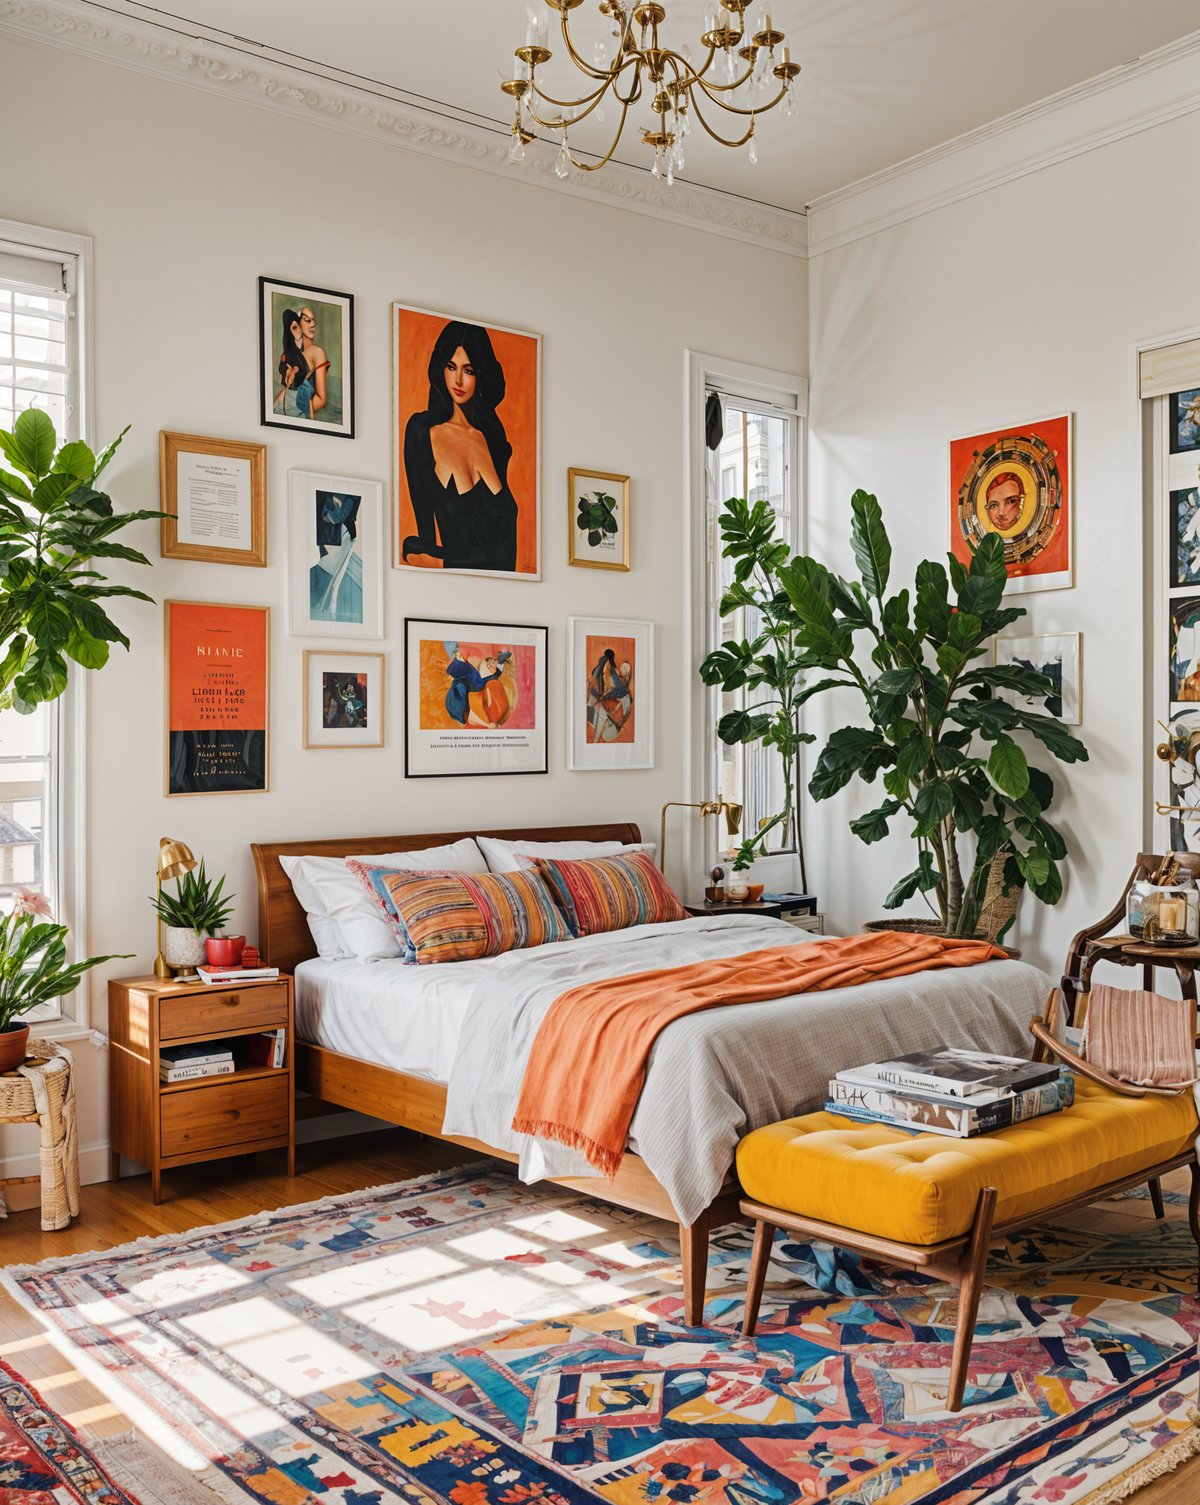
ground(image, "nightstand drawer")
xmin=161 ymin=1074 xmax=289 ymax=1157
xmin=160 ymin=984 xmax=289 ymax=1041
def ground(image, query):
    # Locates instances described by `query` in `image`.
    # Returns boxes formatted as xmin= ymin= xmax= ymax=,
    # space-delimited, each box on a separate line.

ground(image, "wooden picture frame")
xmin=165 ymin=599 xmax=270 ymax=796
xmin=159 ymin=431 xmax=267 ymax=567
xmin=568 ymin=467 xmax=630 ymax=570
xmin=259 ymin=277 xmax=355 ymax=438
xmin=303 ymin=651 xmax=385 ymax=749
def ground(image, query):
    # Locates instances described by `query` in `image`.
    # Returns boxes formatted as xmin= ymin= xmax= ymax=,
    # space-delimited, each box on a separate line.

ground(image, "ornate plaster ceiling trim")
xmin=807 ymin=28 xmax=1200 ymax=257
xmin=0 ymin=0 xmax=808 ymax=258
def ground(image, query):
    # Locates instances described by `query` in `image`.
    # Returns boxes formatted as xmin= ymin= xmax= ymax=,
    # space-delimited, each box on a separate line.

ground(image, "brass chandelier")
xmin=501 ymin=1 xmax=800 ymax=184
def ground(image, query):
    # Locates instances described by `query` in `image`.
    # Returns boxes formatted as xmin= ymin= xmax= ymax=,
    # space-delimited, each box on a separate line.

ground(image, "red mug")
xmin=205 ymin=935 xmax=245 ymax=968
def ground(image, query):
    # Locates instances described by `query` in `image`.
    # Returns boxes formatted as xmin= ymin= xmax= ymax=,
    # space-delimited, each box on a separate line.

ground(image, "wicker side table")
xmin=0 ymin=1039 xmax=80 ymax=1230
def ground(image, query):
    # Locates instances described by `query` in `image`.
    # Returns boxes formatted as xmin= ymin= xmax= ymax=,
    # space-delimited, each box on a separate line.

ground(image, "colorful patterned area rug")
xmin=4 ymin=1164 xmax=1200 ymax=1505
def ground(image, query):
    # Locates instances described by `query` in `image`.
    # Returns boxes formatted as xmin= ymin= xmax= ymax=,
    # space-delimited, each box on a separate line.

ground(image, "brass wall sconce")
xmin=660 ymin=798 xmax=743 ymax=879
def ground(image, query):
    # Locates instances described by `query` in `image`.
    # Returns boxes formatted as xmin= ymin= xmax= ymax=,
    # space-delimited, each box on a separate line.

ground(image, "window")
xmin=0 ymin=222 xmax=89 ymax=1028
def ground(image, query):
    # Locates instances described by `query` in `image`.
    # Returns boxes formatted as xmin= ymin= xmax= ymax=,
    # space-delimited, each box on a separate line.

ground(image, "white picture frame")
xmin=288 ymin=470 xmax=384 ymax=639
xmin=992 ymin=631 xmax=1082 ymax=726
xmin=303 ymin=651 xmax=385 ymax=749
xmin=567 ymin=615 xmax=654 ymax=771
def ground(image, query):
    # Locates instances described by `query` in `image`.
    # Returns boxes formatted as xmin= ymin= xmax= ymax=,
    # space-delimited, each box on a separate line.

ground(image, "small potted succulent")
xmin=0 ymin=889 xmax=126 ymax=1072
xmin=150 ymin=862 xmax=235 ymax=975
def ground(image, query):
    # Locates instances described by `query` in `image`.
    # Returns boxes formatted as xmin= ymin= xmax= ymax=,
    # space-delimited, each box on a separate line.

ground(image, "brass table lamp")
xmin=154 ymin=836 xmax=197 ymax=978
xmin=659 ymin=799 xmax=744 ymax=882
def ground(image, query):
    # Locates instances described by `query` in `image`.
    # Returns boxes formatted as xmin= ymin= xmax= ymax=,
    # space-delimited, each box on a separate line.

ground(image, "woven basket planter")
xmin=0 ymin=1037 xmax=80 ymax=1230
xmin=861 ymin=917 xmax=1021 ymax=959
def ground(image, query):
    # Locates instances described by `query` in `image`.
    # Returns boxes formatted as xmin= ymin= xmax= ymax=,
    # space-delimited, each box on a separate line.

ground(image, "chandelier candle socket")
xmin=502 ymin=0 xmax=800 ymax=183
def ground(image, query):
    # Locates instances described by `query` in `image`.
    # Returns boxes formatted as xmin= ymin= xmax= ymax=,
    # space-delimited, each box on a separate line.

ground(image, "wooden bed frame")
xmin=251 ymin=822 xmax=741 ymax=1325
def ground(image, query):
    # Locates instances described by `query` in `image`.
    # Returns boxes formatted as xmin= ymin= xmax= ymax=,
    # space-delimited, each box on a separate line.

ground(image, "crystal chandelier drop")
xmin=501 ymin=1 xmax=800 ymax=184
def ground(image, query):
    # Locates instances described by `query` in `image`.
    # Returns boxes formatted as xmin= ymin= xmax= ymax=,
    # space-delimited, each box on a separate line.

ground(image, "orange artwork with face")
xmin=950 ymin=415 xmax=1071 ymax=586
xmin=394 ymin=305 xmax=539 ymax=577
xmin=584 ymin=633 xmax=636 ymax=744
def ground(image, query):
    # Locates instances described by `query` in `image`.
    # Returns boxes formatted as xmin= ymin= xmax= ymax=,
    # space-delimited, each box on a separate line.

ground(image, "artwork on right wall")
xmin=993 ymin=632 xmax=1081 ymax=726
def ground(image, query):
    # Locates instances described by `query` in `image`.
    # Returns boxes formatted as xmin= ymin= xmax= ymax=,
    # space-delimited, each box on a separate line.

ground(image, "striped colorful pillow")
xmin=533 ymin=850 xmax=686 ymax=937
xmin=347 ymin=861 xmax=571 ymax=965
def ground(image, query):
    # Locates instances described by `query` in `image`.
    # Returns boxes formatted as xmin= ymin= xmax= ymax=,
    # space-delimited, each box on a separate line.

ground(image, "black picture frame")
xmin=259 ymin=276 xmax=355 ymax=439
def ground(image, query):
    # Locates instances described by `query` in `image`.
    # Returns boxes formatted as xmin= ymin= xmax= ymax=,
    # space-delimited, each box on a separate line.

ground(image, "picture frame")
xmin=159 ymin=431 xmax=267 ymax=567
xmin=288 ymin=470 xmax=384 ymax=639
xmin=568 ymin=468 xmax=630 ymax=570
xmin=303 ymin=651 xmax=384 ymax=750
xmin=567 ymin=616 xmax=654 ymax=770
xmin=392 ymin=302 xmax=541 ymax=579
xmin=1169 ymin=596 xmax=1200 ymax=707
xmin=404 ymin=617 xmax=548 ymax=778
xmin=1169 ymin=388 xmax=1200 ymax=454
xmin=165 ymin=600 xmax=270 ymax=795
xmin=949 ymin=413 xmax=1073 ymax=594
xmin=993 ymin=631 xmax=1082 ymax=726
xmin=259 ymin=276 xmax=355 ymax=438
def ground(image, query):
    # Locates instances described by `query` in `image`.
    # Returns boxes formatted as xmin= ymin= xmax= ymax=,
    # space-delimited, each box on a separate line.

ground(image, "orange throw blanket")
xmin=510 ymin=930 xmax=1006 ymax=1176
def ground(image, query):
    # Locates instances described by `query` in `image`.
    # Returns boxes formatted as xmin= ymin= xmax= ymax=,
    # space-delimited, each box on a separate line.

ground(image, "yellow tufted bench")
xmin=735 ymin=1077 xmax=1200 ymax=1412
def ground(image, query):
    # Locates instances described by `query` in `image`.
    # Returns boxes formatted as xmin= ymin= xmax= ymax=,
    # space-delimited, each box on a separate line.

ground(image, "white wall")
xmin=0 ymin=34 xmax=807 ymax=1197
xmin=805 ymin=77 xmax=1200 ymax=972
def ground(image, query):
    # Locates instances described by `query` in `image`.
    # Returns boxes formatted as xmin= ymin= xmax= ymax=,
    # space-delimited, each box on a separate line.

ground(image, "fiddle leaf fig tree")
xmin=0 ymin=410 xmax=160 ymax=712
xmin=777 ymin=490 xmax=1087 ymax=934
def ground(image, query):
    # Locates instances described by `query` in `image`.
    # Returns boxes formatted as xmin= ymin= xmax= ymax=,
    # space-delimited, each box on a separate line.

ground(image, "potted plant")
xmin=774 ymin=491 xmax=1086 ymax=938
xmin=0 ymin=889 xmax=127 ymax=1071
xmin=150 ymin=862 xmax=235 ymax=974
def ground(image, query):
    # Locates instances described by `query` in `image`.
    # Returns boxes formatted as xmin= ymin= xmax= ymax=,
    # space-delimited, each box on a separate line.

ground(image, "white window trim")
xmin=684 ymin=350 xmax=808 ymax=886
xmin=0 ymin=220 xmax=94 ymax=1038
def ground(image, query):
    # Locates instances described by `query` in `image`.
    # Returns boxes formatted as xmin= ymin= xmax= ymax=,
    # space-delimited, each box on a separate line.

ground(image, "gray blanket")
xmin=442 ymin=914 xmax=1052 ymax=1225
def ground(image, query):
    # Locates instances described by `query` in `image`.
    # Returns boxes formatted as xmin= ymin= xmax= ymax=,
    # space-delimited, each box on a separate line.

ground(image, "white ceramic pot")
xmin=725 ymin=874 xmax=751 ymax=902
xmin=162 ymin=925 xmax=207 ymax=971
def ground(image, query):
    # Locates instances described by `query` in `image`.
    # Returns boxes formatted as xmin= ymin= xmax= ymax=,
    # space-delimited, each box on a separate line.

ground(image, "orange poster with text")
xmin=167 ymin=601 xmax=268 ymax=794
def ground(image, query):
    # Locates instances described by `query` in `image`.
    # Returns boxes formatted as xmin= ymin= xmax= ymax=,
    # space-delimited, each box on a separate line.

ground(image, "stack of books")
xmin=827 ymin=1047 xmax=1073 ymax=1138
xmin=160 ymin=1043 xmax=235 ymax=1084
xmin=196 ymin=964 xmax=280 ymax=986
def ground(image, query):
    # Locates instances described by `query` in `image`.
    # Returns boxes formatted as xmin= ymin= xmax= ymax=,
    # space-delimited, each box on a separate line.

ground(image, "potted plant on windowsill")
xmin=150 ymin=862 xmax=235 ymax=976
xmin=0 ymin=889 xmax=127 ymax=1072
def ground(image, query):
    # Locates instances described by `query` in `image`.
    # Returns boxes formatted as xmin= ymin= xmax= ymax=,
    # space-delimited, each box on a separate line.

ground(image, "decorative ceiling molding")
xmin=0 ymin=0 xmax=808 ymax=258
xmin=807 ymin=28 xmax=1200 ymax=257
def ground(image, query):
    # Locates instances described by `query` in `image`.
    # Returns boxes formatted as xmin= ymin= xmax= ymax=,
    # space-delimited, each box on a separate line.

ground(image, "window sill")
xmin=30 ymin=1019 xmax=94 ymax=1046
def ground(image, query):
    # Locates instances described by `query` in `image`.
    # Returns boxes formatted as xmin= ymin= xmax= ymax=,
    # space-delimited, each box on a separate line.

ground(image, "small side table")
xmin=1078 ymin=932 xmax=1200 ymax=1017
xmin=0 ymin=1039 xmax=80 ymax=1231
xmin=685 ymin=900 xmax=785 ymax=919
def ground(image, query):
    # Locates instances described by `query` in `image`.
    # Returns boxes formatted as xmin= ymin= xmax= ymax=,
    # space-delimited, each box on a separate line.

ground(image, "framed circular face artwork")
xmin=949 ymin=414 xmax=1072 ymax=593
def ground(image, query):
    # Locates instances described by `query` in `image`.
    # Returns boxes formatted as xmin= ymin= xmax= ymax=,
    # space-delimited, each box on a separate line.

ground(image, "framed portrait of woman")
xmin=392 ymin=303 xmax=540 ymax=580
xmin=259 ymin=277 xmax=355 ymax=438
xmin=287 ymin=470 xmax=384 ymax=639
xmin=567 ymin=616 xmax=654 ymax=771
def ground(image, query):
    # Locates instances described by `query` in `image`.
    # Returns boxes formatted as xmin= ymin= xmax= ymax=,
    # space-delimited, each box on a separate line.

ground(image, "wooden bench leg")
xmin=743 ymin=1219 xmax=775 ymax=1337
xmin=679 ymin=1216 xmax=709 ymax=1327
xmin=1149 ymin=1177 xmax=1166 ymax=1220
xmin=948 ymin=1187 xmax=997 ymax=1413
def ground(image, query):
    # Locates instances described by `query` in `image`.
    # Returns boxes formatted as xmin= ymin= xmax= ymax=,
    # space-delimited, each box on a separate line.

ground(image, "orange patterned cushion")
xmin=532 ymin=850 xmax=686 ymax=937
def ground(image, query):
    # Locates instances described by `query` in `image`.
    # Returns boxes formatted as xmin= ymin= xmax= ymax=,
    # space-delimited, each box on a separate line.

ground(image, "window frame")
xmin=0 ymin=219 xmax=93 ymax=1038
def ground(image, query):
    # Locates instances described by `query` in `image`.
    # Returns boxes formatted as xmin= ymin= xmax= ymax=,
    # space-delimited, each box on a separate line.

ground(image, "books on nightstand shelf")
xmin=196 ymin=965 xmax=280 ymax=985
xmin=246 ymin=1028 xmax=286 ymax=1069
xmin=159 ymin=1043 xmax=235 ymax=1083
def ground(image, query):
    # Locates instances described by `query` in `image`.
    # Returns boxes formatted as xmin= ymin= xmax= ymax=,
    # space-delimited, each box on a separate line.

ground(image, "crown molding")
xmin=807 ymin=28 xmax=1200 ymax=257
xmin=0 ymin=0 xmax=807 ymax=258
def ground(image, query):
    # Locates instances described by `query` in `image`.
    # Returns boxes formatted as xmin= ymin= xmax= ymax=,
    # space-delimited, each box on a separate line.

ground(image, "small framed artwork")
xmin=950 ymin=414 xmax=1072 ymax=593
xmin=160 ymin=431 xmax=266 ymax=566
xmin=288 ymin=470 xmax=384 ymax=639
xmin=404 ymin=617 xmax=547 ymax=778
xmin=992 ymin=632 xmax=1081 ymax=726
xmin=304 ymin=652 xmax=384 ymax=749
xmin=1170 ymin=597 xmax=1200 ymax=705
xmin=260 ymin=277 xmax=354 ymax=438
xmin=165 ymin=600 xmax=269 ymax=795
xmin=568 ymin=616 xmax=654 ymax=770
xmin=1169 ymin=389 xmax=1200 ymax=454
xmin=1170 ymin=487 xmax=1200 ymax=589
xmin=568 ymin=468 xmax=630 ymax=570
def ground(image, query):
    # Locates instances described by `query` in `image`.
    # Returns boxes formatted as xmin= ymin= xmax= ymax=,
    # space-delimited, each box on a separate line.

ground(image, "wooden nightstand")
xmin=684 ymin=900 xmax=785 ymax=919
xmin=108 ymin=973 xmax=295 ymax=1203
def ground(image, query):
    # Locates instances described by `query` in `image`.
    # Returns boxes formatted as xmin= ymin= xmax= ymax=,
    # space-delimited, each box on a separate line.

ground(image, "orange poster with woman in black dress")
xmin=166 ymin=600 xmax=269 ymax=794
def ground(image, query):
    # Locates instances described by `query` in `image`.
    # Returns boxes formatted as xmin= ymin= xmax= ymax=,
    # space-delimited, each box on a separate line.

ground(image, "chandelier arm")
xmin=692 ymin=76 xmax=788 ymax=117
xmin=557 ymin=8 xmax=635 ymax=79
xmin=688 ymin=87 xmax=755 ymax=148
xmin=567 ymin=100 xmax=632 ymax=173
xmin=529 ymin=49 xmax=638 ymax=110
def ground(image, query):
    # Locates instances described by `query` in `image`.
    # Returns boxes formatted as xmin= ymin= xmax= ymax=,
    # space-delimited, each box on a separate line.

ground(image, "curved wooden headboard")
xmin=251 ymin=822 xmax=642 ymax=974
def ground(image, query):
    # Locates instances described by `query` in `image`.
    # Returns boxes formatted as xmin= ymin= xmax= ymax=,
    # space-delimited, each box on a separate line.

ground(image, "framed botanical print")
xmin=165 ymin=600 xmax=269 ymax=795
xmin=568 ymin=467 xmax=630 ymax=570
xmin=992 ymin=631 xmax=1081 ymax=726
xmin=404 ymin=618 xmax=547 ymax=777
xmin=949 ymin=414 xmax=1072 ymax=593
xmin=392 ymin=303 xmax=540 ymax=579
xmin=303 ymin=652 xmax=384 ymax=749
xmin=259 ymin=277 xmax=354 ymax=438
xmin=288 ymin=470 xmax=384 ymax=639
xmin=567 ymin=616 xmax=654 ymax=770
xmin=160 ymin=431 xmax=266 ymax=566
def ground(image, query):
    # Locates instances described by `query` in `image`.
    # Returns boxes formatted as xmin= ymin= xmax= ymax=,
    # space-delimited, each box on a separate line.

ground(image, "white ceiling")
xmin=103 ymin=1 xmax=1200 ymax=211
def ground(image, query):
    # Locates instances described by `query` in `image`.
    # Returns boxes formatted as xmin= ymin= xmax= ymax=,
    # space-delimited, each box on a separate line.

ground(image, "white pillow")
xmin=477 ymin=835 xmax=656 ymax=876
xmin=306 ymin=913 xmax=348 ymax=959
xmin=282 ymin=839 xmax=489 ymax=959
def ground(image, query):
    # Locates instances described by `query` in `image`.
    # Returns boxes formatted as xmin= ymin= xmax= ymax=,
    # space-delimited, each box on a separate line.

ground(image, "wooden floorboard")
xmin=0 ymin=1138 xmax=1195 ymax=1502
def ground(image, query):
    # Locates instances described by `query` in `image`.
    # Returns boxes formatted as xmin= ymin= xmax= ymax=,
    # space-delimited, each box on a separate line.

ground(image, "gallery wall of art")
xmin=0 ymin=32 xmax=807 ymax=1185
xmin=805 ymin=77 xmax=1200 ymax=971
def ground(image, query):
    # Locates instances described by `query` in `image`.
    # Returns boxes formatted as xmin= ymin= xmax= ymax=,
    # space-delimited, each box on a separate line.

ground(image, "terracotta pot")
xmin=162 ymin=925 xmax=207 ymax=971
xmin=745 ymin=883 xmax=765 ymax=903
xmin=205 ymin=935 xmax=245 ymax=968
xmin=0 ymin=1023 xmax=30 ymax=1074
xmin=861 ymin=917 xmax=1022 ymax=959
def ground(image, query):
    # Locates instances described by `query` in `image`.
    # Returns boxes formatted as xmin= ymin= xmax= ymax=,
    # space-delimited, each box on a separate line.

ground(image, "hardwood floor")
xmin=0 ymin=1136 xmax=1196 ymax=1502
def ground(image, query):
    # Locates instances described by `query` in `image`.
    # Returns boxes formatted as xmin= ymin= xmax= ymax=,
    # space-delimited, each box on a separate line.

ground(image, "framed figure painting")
xmin=303 ymin=652 xmax=384 ymax=749
xmin=288 ymin=470 xmax=384 ymax=638
xmin=392 ymin=303 xmax=540 ymax=579
xmin=259 ymin=277 xmax=354 ymax=438
xmin=404 ymin=618 xmax=547 ymax=777
xmin=993 ymin=632 xmax=1081 ymax=726
xmin=950 ymin=414 xmax=1072 ymax=593
xmin=165 ymin=600 xmax=269 ymax=795
xmin=569 ymin=468 xmax=630 ymax=570
xmin=568 ymin=616 xmax=653 ymax=770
